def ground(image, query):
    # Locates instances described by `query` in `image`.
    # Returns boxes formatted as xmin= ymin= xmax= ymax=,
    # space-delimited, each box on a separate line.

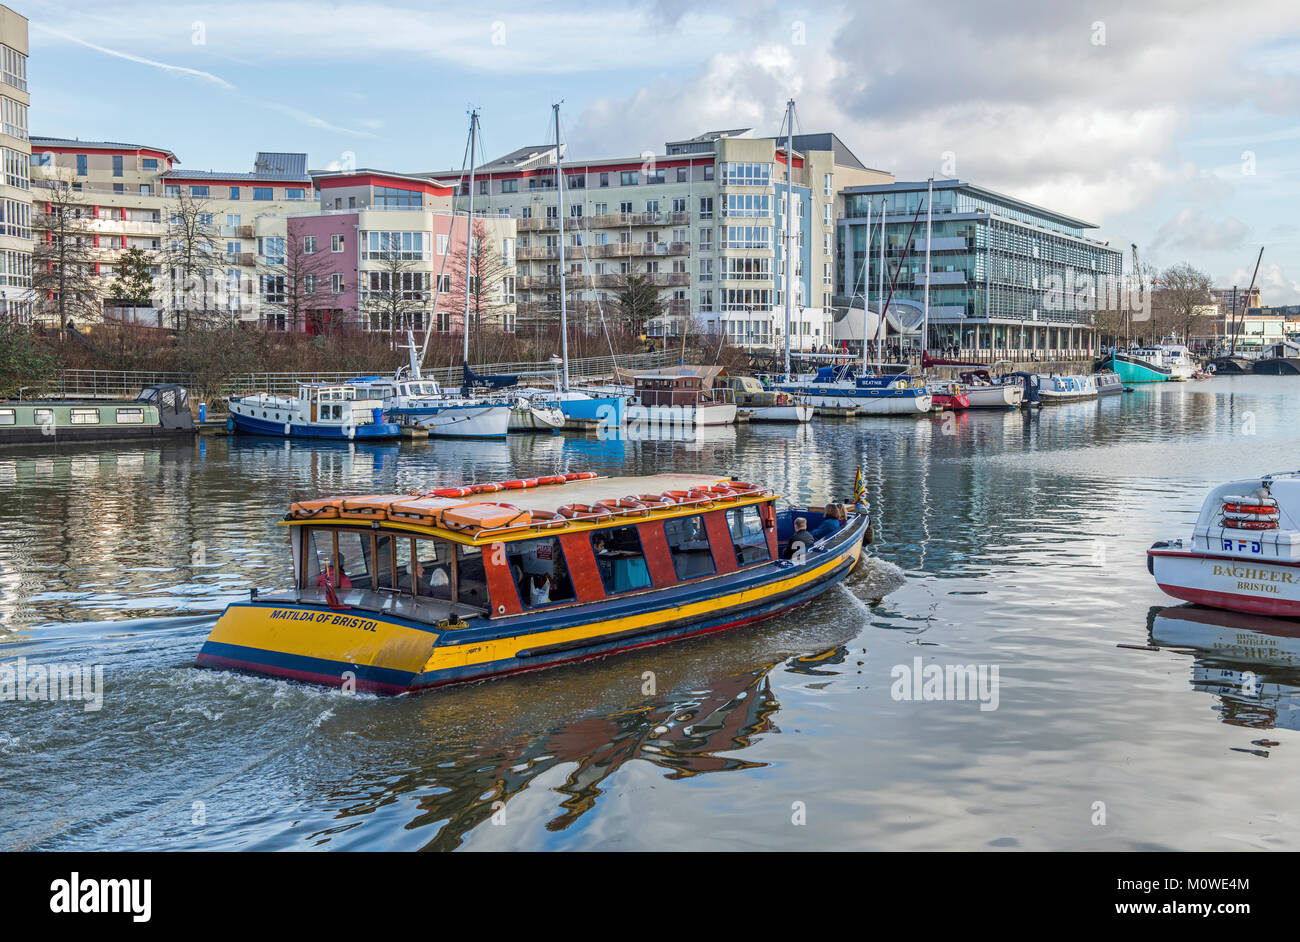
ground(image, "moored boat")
xmin=228 ymin=383 xmax=401 ymax=440
xmin=776 ymin=366 xmax=932 ymax=415
xmin=1101 ymin=349 xmax=1173 ymax=384
xmin=195 ymin=472 xmax=872 ymax=694
xmin=627 ymin=373 xmax=737 ymax=426
xmin=348 ymin=375 xmax=511 ymax=439
xmin=956 ymin=370 xmax=1024 ymax=409
xmin=1148 ymin=471 xmax=1300 ymax=617
xmin=713 ymin=375 xmax=812 ymax=422
xmin=926 ymin=380 xmax=970 ymax=411
xmin=0 ymin=384 xmax=195 ymax=445
xmin=1095 ymin=370 xmax=1125 ymax=396
xmin=1036 ymin=372 xmax=1098 ymax=403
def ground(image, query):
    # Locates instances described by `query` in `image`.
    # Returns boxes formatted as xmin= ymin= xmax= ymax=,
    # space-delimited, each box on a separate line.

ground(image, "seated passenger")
xmin=529 ymin=574 xmax=552 ymax=606
xmin=812 ymin=503 xmax=845 ymax=540
xmin=785 ymin=518 xmax=815 ymax=558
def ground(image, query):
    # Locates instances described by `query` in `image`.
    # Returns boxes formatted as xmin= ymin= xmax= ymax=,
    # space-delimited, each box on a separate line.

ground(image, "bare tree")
xmin=32 ymin=180 xmax=100 ymax=327
xmin=257 ymin=232 xmax=336 ymax=332
xmin=1153 ymin=262 xmax=1214 ymax=343
xmin=443 ymin=218 xmax=516 ymax=341
xmin=361 ymin=252 xmax=429 ymax=346
xmin=161 ymin=191 xmax=222 ymax=330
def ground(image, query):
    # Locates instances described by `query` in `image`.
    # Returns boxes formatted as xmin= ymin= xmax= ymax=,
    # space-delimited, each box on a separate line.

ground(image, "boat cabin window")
xmin=116 ymin=408 xmax=145 ymax=424
xmin=504 ymin=536 xmax=575 ymax=608
xmin=663 ymin=513 xmax=715 ymax=580
xmin=70 ymin=408 xmax=100 ymax=425
xmin=303 ymin=528 xmax=461 ymax=602
xmin=727 ymin=505 xmax=771 ymax=566
xmin=0 ymin=409 xmax=13 ymax=425
xmin=591 ymin=526 xmax=652 ymax=594
xmin=33 ymin=408 xmax=52 ymax=427
xmin=456 ymin=544 xmax=490 ymax=608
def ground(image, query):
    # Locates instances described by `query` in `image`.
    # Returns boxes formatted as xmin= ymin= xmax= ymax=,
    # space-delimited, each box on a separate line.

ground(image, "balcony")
xmin=516 ymin=244 xmax=560 ymax=260
xmin=87 ymin=218 xmax=165 ymax=235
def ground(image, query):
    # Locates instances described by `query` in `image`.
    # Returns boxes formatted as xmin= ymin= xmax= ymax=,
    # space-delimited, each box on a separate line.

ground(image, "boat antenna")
xmin=554 ymin=101 xmax=570 ymax=392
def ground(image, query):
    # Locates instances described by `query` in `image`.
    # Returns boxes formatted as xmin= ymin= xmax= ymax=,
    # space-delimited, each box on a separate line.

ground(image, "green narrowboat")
xmin=0 ymin=384 xmax=195 ymax=445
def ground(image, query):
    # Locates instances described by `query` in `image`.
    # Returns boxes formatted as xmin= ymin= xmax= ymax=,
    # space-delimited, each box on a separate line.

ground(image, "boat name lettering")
xmin=1221 ymin=539 xmax=1263 ymax=553
xmin=269 ymin=608 xmax=378 ymax=631
xmin=1211 ymin=564 xmax=1294 ymax=584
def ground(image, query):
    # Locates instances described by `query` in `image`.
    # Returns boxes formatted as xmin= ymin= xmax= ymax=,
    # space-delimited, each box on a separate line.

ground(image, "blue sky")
xmin=25 ymin=0 xmax=1300 ymax=302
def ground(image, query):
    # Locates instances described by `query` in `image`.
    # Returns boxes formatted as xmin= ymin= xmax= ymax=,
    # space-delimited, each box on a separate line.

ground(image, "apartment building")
xmin=429 ymin=128 xmax=891 ymax=350
xmin=1210 ymin=285 xmax=1261 ymax=316
xmin=285 ymin=169 xmax=518 ymax=335
xmin=30 ymin=139 xmax=313 ymax=326
xmin=0 ymin=4 xmax=30 ymax=323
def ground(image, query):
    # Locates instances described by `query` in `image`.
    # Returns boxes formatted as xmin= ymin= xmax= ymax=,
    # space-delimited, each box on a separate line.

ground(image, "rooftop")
xmin=31 ymin=136 xmax=178 ymax=162
xmin=843 ymin=178 xmax=1100 ymax=232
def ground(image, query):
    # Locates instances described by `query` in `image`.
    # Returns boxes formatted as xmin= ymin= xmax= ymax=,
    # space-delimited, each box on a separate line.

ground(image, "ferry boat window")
xmin=591 ymin=526 xmax=652 ymax=594
xmin=727 ymin=505 xmax=771 ymax=566
xmin=664 ymin=513 xmax=715 ymax=580
xmin=336 ymin=531 xmax=375 ymax=589
xmin=0 ymin=409 xmax=14 ymax=425
xmin=303 ymin=529 xmax=333 ymax=587
xmin=374 ymin=533 xmax=396 ymax=590
xmin=70 ymin=408 xmax=100 ymax=425
xmin=115 ymin=408 xmax=145 ymax=424
xmin=504 ymin=537 xmax=575 ymax=607
xmin=412 ymin=538 xmax=453 ymax=601
xmin=456 ymin=544 xmax=490 ymax=608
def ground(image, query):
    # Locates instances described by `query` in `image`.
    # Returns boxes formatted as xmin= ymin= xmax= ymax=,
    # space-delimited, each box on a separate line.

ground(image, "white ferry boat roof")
xmin=494 ymin=473 xmax=734 ymax=512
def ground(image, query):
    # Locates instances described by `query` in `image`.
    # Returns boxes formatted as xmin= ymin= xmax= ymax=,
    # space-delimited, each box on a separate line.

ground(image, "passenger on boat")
xmin=529 ymin=574 xmax=551 ymax=606
xmin=812 ymin=503 xmax=846 ymax=540
xmin=785 ymin=518 xmax=815 ymax=558
xmin=317 ymin=561 xmax=352 ymax=589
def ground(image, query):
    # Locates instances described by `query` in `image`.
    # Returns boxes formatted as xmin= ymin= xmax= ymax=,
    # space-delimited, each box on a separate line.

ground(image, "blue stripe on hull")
xmin=230 ymin=413 xmax=400 ymax=439
xmin=560 ymin=397 xmax=624 ymax=425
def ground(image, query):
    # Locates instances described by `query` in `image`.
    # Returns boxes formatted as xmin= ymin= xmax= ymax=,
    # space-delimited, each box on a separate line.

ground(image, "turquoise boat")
xmin=1100 ymin=351 xmax=1171 ymax=383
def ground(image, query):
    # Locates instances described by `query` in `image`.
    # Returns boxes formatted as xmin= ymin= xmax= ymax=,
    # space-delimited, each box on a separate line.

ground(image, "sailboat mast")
xmin=922 ymin=176 xmax=933 ymax=358
xmin=554 ymin=103 xmax=570 ymax=392
xmin=463 ymin=109 xmax=478 ymax=366
xmin=783 ymin=98 xmax=795 ymax=380
xmin=876 ymin=199 xmax=886 ymax=358
xmin=861 ymin=201 xmax=870 ymax=374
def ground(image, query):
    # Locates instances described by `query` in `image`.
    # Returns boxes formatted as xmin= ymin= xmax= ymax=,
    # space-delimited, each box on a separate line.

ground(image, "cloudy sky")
xmin=26 ymin=0 xmax=1300 ymax=301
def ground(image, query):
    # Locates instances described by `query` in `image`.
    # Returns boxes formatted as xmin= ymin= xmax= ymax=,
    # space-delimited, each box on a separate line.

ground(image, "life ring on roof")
xmin=471 ymin=482 xmax=504 ymax=494
xmin=432 ymin=486 xmax=472 ymax=498
xmin=633 ymin=494 xmax=671 ymax=510
xmin=661 ymin=490 xmax=690 ymax=503
xmin=597 ymin=497 xmax=649 ymax=516
xmin=537 ymin=475 xmax=566 ymax=486
xmin=501 ymin=478 xmax=537 ymax=490
xmin=530 ymin=510 xmax=568 ymax=528
xmin=564 ymin=471 xmax=598 ymax=481
xmin=558 ymin=503 xmax=615 ymax=521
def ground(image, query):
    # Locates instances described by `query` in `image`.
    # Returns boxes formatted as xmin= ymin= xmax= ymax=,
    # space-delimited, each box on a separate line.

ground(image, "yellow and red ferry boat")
xmin=197 ymin=472 xmax=871 ymax=694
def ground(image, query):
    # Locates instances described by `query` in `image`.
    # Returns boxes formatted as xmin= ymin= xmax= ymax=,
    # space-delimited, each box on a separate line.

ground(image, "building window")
xmin=332 ymin=273 xmax=344 ymax=294
xmin=478 ymin=180 xmax=489 ymax=195
xmin=76 ymin=155 xmax=87 ymax=176
xmin=823 ymin=204 xmax=832 ymax=225
xmin=646 ymin=199 xmax=659 ymax=214
xmin=1 ymin=45 xmax=27 ymax=92
xmin=142 ymin=158 xmax=158 ymax=170
xmin=699 ymin=227 xmax=713 ymax=250
xmin=304 ymin=274 xmax=316 ymax=294
xmin=226 ymin=214 xmax=241 ymax=227
xmin=4 ymin=147 xmax=28 ymax=189
xmin=286 ymin=188 xmax=305 ymax=200
xmin=619 ymin=201 xmax=633 ymax=214
xmin=373 ymin=185 xmax=420 ymax=208
xmin=1 ymin=96 xmax=27 ymax=140
xmin=672 ymin=198 xmax=687 ymax=214
xmin=676 ymin=167 xmax=688 ymax=183
xmin=646 ymin=169 xmax=665 ymax=184
xmin=699 ymin=289 xmax=713 ymax=312
xmin=721 ymin=162 xmax=771 ymax=186
xmin=824 ymin=173 xmax=833 ymax=196
xmin=331 ymin=234 xmax=344 ymax=252
xmin=620 ymin=171 xmax=638 ymax=186
xmin=699 ymin=258 xmax=713 ymax=282
xmin=303 ymin=235 xmax=316 ymax=254
xmin=253 ymin=187 xmax=273 ymax=200
xmin=566 ymin=173 xmax=585 ymax=189
xmin=599 ymin=172 xmax=609 ymax=187
xmin=501 ymin=179 xmax=518 ymax=193
xmin=112 ymin=155 xmax=123 ymax=177
xmin=186 ymin=185 xmax=208 ymax=197
xmin=113 ymin=183 xmax=124 ymax=194
xmin=703 ymin=165 xmax=714 ymax=181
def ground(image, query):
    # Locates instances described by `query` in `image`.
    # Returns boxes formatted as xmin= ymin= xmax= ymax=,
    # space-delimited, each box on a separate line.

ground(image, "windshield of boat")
xmin=301 ymin=527 xmax=485 ymax=610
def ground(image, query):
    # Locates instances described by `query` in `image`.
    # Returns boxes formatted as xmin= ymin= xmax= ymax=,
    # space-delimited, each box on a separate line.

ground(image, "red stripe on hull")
xmin=1155 ymin=584 xmax=1300 ymax=619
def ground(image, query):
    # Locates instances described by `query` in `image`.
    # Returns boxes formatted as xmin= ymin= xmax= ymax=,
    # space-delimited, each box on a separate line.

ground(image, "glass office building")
xmin=836 ymin=180 xmax=1122 ymax=354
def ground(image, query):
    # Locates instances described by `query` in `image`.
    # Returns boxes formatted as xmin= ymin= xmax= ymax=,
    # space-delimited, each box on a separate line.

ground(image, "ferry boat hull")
xmin=195 ymin=473 xmax=871 ymax=695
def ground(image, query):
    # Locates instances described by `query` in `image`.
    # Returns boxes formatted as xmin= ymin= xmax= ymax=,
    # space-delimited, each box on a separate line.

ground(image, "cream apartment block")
xmin=30 ymin=138 xmax=314 ymax=326
xmin=0 ymin=4 xmax=30 ymax=323
xmin=429 ymin=129 xmax=891 ymax=350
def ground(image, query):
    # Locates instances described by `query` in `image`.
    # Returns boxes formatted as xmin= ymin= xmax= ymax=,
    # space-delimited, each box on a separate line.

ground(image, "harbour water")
xmin=2 ymin=374 xmax=1299 ymax=851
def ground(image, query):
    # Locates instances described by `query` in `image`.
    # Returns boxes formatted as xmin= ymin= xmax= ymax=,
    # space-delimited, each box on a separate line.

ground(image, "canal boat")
xmin=195 ymin=472 xmax=872 ymax=694
xmin=776 ymin=366 xmax=933 ymax=415
xmin=1148 ymin=471 xmax=1300 ymax=617
xmin=627 ymin=374 xmax=737 ymax=426
xmin=0 ymin=383 xmax=195 ymax=445
xmin=228 ymin=383 xmax=401 ymax=440
xmin=956 ymin=370 xmax=1024 ymax=409
xmin=1252 ymin=342 xmax=1300 ymax=375
xmin=1035 ymin=372 xmax=1098 ymax=403
xmin=712 ymin=375 xmax=812 ymax=423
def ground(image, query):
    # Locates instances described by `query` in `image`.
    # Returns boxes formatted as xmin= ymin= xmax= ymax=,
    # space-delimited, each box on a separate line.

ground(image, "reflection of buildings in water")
xmin=1149 ymin=604 xmax=1300 ymax=733
xmin=225 ymin=437 xmax=399 ymax=492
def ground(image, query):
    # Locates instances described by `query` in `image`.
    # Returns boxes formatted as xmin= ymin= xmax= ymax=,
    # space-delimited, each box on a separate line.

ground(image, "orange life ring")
xmin=661 ymin=490 xmax=690 ymax=503
xmin=1223 ymin=519 xmax=1278 ymax=530
xmin=564 ymin=471 xmax=597 ymax=481
xmin=471 ymin=482 xmax=504 ymax=494
xmin=537 ymin=475 xmax=565 ymax=486
xmin=432 ymin=486 xmax=471 ymax=498
xmin=633 ymin=494 xmax=670 ymax=509
xmin=530 ymin=510 xmax=568 ymax=528
xmin=1223 ymin=502 xmax=1278 ymax=515
xmin=559 ymin=503 xmax=614 ymax=521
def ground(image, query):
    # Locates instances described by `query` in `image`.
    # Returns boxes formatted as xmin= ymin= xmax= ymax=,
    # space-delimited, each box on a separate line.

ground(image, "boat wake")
xmin=842 ymin=556 xmax=908 ymax=605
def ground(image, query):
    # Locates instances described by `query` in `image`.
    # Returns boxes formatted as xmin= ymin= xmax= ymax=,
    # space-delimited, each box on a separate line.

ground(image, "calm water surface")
xmin=2 ymin=374 xmax=1299 ymax=850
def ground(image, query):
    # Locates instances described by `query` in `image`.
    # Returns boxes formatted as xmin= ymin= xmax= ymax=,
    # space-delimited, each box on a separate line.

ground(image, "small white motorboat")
xmin=1149 ymin=471 xmax=1300 ymax=617
xmin=507 ymin=394 xmax=566 ymax=432
xmin=1035 ymin=373 xmax=1098 ymax=403
xmin=956 ymin=370 xmax=1024 ymax=409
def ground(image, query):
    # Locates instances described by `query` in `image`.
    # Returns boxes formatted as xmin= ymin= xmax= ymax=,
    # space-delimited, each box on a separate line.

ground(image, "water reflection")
xmin=1149 ymin=604 xmax=1300 ymax=734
